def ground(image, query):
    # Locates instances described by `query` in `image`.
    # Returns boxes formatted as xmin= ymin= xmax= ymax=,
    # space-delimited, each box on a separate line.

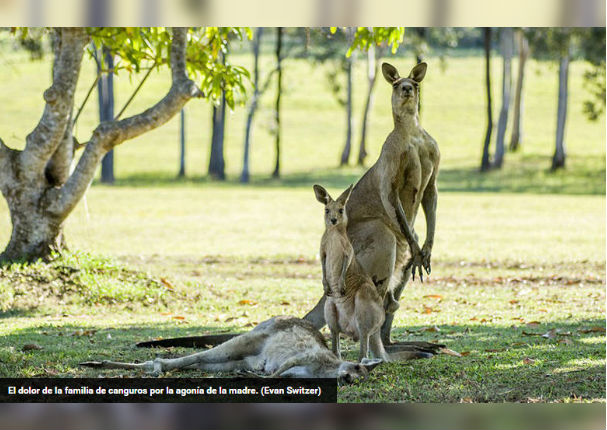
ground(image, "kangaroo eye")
xmin=339 ymin=209 xmax=344 ymax=214
xmin=325 ymin=209 xmax=329 ymax=214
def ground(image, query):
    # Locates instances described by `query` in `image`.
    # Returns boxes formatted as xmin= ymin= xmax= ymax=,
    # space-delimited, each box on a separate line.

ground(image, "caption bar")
xmin=0 ymin=378 xmax=336 ymax=403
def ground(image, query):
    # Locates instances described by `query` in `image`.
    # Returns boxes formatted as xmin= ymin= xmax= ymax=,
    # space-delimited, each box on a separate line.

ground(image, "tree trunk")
xmin=480 ymin=28 xmax=493 ymax=172
xmin=551 ymin=45 xmax=570 ymax=171
xmin=509 ymin=29 xmax=528 ymax=151
xmin=0 ymin=28 xmax=202 ymax=262
xmin=358 ymin=44 xmax=380 ymax=166
xmin=97 ymin=47 xmax=115 ymax=184
xmin=493 ymin=27 xmax=513 ymax=169
xmin=209 ymin=53 xmax=227 ymax=180
xmin=415 ymin=28 xmax=426 ymax=116
xmin=339 ymin=50 xmax=354 ymax=166
xmin=241 ymin=28 xmax=263 ymax=183
xmin=272 ymin=27 xmax=283 ymax=179
xmin=178 ymin=108 xmax=186 ymax=177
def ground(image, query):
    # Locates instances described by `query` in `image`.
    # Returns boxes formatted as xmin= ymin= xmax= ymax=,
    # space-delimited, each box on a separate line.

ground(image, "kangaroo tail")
xmin=136 ymin=333 xmax=241 ymax=348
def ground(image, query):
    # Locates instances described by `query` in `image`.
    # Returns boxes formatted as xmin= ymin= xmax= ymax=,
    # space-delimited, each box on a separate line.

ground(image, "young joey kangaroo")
xmin=314 ymin=184 xmax=391 ymax=362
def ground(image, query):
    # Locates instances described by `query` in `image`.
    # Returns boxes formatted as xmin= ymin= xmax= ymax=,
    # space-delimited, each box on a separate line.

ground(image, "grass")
xmin=0 ymin=38 xmax=604 ymax=403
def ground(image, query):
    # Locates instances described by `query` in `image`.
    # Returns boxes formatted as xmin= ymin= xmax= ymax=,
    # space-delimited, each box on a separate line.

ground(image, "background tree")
xmin=339 ymin=27 xmax=356 ymax=166
xmin=0 ymin=27 xmax=250 ymax=262
xmin=493 ymin=27 xmax=513 ymax=169
xmin=509 ymin=28 xmax=529 ymax=151
xmin=178 ymin=108 xmax=186 ymax=177
xmin=357 ymin=42 xmax=384 ymax=166
xmin=272 ymin=27 xmax=283 ymax=179
xmin=94 ymin=46 xmax=115 ymax=184
xmin=480 ymin=27 xmax=494 ymax=172
xmin=208 ymin=55 xmax=227 ymax=180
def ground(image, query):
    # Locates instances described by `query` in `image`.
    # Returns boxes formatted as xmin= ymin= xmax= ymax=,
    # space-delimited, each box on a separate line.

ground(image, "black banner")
xmin=0 ymin=378 xmax=336 ymax=403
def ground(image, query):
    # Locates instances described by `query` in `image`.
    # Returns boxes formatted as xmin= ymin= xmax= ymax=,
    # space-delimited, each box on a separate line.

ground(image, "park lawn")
xmin=0 ymin=189 xmax=604 ymax=403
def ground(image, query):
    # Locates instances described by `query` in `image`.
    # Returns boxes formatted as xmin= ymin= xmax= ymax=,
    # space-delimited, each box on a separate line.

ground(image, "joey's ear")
xmin=336 ymin=184 xmax=354 ymax=206
xmin=408 ymin=62 xmax=427 ymax=83
xmin=360 ymin=358 xmax=383 ymax=373
xmin=313 ymin=185 xmax=331 ymax=205
xmin=382 ymin=63 xmax=400 ymax=84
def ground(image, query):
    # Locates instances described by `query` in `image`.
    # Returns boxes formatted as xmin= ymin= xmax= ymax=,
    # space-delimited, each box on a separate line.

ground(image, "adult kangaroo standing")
xmin=305 ymin=62 xmax=440 ymax=346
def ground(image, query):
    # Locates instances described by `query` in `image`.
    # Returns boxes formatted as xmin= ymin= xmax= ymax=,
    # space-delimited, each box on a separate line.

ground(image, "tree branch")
xmin=46 ymin=28 xmax=202 ymax=218
xmin=20 ymin=28 xmax=88 ymax=180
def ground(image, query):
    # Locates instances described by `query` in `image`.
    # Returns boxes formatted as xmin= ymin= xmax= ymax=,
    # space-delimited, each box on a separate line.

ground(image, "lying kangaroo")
xmin=81 ymin=316 xmax=445 ymax=380
xmin=314 ymin=184 xmax=389 ymax=362
xmin=305 ymin=62 xmax=440 ymax=346
xmin=81 ymin=316 xmax=384 ymax=383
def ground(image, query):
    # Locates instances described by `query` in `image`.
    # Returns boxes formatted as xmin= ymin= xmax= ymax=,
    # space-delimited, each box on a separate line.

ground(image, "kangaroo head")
xmin=313 ymin=184 xmax=354 ymax=228
xmin=382 ymin=62 xmax=427 ymax=117
xmin=337 ymin=358 xmax=383 ymax=384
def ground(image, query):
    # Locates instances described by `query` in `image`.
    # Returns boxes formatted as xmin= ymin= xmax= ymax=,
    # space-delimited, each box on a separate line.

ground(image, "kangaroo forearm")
xmin=422 ymin=186 xmax=437 ymax=249
xmin=394 ymin=197 xmax=421 ymax=252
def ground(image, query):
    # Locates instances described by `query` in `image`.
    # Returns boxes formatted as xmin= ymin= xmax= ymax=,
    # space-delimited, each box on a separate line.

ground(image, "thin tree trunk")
xmin=97 ymin=47 xmax=115 ymax=184
xmin=178 ymin=109 xmax=185 ymax=177
xmin=415 ymin=28 xmax=426 ymax=116
xmin=339 ymin=46 xmax=354 ymax=166
xmin=272 ymin=27 xmax=283 ymax=179
xmin=493 ymin=27 xmax=513 ymax=169
xmin=209 ymin=53 xmax=227 ymax=180
xmin=551 ymin=44 xmax=570 ymax=171
xmin=509 ymin=29 xmax=529 ymax=151
xmin=358 ymin=44 xmax=380 ymax=166
xmin=480 ymin=28 xmax=493 ymax=172
xmin=241 ymin=28 xmax=263 ymax=183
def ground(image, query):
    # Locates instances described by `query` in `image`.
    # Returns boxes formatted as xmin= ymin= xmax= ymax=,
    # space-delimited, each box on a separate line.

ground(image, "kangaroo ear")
xmin=382 ymin=63 xmax=400 ymax=84
xmin=336 ymin=184 xmax=354 ymax=206
xmin=360 ymin=358 xmax=383 ymax=373
xmin=313 ymin=185 xmax=331 ymax=205
xmin=408 ymin=62 xmax=427 ymax=83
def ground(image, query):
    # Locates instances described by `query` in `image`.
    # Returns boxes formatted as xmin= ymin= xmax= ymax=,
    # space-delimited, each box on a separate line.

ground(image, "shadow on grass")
xmin=100 ymin=154 xmax=605 ymax=196
xmin=1 ymin=318 xmax=604 ymax=402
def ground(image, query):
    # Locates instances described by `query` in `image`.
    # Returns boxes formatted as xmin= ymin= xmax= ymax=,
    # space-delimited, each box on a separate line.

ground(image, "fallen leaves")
xmin=522 ymin=357 xmax=536 ymax=365
xmin=22 ymin=344 xmax=43 ymax=351
xmin=238 ymin=299 xmax=258 ymax=306
xmin=160 ymin=278 xmax=174 ymax=290
xmin=439 ymin=347 xmax=462 ymax=357
xmin=423 ymin=294 xmax=443 ymax=300
xmin=579 ymin=326 xmax=605 ymax=334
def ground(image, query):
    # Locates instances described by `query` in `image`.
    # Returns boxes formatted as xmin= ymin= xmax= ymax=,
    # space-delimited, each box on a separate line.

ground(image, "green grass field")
xmin=0 ymin=40 xmax=604 ymax=403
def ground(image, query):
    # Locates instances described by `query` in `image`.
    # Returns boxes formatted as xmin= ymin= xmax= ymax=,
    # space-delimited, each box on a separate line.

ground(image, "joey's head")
xmin=382 ymin=62 xmax=427 ymax=119
xmin=313 ymin=184 xmax=354 ymax=228
xmin=336 ymin=358 xmax=383 ymax=384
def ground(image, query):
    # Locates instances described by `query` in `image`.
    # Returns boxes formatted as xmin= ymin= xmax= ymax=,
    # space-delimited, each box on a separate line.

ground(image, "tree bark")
xmin=480 ymin=28 xmax=493 ymax=172
xmin=358 ymin=44 xmax=381 ymax=166
xmin=272 ymin=27 xmax=283 ymax=179
xmin=551 ymin=44 xmax=570 ymax=171
xmin=509 ymin=29 xmax=528 ymax=152
xmin=209 ymin=52 xmax=227 ymax=180
xmin=1 ymin=28 xmax=202 ymax=262
xmin=493 ymin=27 xmax=513 ymax=169
xmin=241 ymin=28 xmax=263 ymax=183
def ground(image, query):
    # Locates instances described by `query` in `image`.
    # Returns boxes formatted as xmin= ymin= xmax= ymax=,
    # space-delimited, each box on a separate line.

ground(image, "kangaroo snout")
xmin=331 ymin=218 xmax=337 ymax=225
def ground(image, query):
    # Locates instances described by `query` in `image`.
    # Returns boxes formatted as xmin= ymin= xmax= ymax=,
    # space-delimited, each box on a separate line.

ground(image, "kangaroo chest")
xmin=398 ymin=134 xmax=436 ymax=218
xmin=323 ymin=230 xmax=352 ymax=288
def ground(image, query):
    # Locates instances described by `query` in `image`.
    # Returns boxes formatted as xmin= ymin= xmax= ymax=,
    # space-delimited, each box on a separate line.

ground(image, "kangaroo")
xmin=305 ymin=62 xmax=440 ymax=347
xmin=80 ymin=316 xmax=384 ymax=383
xmin=314 ymin=184 xmax=390 ymax=362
